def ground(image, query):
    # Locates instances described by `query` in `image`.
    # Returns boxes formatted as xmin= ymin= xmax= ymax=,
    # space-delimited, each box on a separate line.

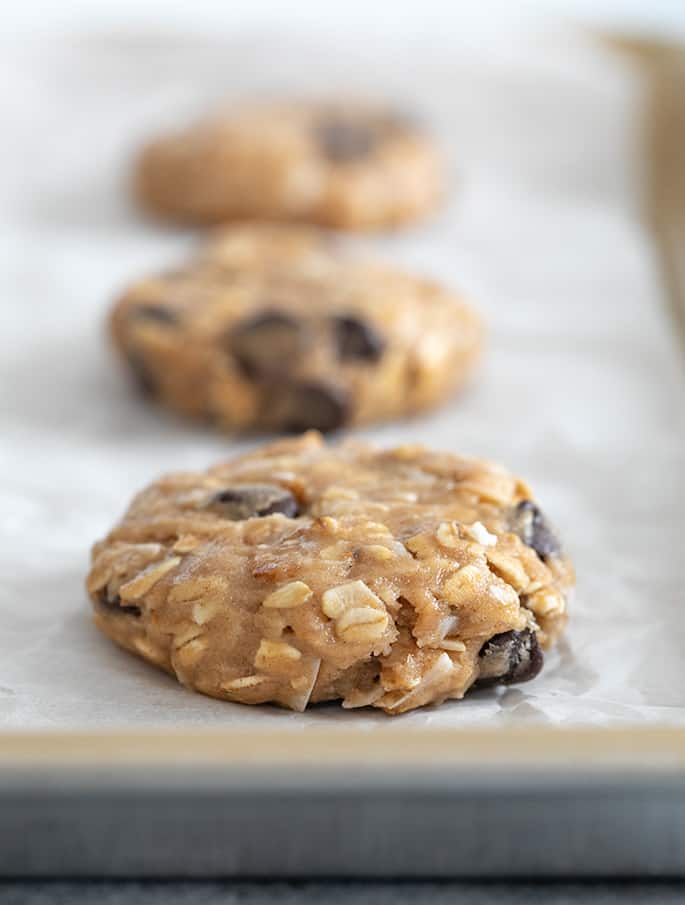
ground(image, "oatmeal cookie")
xmin=86 ymin=433 xmax=573 ymax=714
xmin=110 ymin=224 xmax=482 ymax=432
xmin=134 ymin=101 xmax=443 ymax=230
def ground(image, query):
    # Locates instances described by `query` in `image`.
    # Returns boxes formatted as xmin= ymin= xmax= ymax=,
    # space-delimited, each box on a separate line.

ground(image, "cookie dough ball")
xmin=110 ymin=224 xmax=482 ymax=432
xmin=86 ymin=433 xmax=574 ymax=715
xmin=134 ymin=101 xmax=443 ymax=230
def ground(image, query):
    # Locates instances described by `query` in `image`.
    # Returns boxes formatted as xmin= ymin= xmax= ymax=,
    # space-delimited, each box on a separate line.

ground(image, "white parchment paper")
xmin=1 ymin=32 xmax=684 ymax=730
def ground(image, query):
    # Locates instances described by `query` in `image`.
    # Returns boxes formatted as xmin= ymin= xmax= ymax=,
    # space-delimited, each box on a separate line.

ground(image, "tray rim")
xmin=607 ymin=33 xmax=685 ymax=341
xmin=1 ymin=725 xmax=685 ymax=776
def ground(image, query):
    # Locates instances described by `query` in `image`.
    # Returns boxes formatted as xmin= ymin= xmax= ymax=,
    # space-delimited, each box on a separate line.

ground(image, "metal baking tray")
xmin=1 ymin=727 xmax=685 ymax=878
xmin=2 ymin=34 xmax=685 ymax=879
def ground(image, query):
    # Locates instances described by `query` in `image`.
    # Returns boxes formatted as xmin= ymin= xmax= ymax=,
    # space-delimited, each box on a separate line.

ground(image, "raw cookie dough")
xmin=86 ymin=433 xmax=574 ymax=714
xmin=110 ymin=224 xmax=482 ymax=432
xmin=134 ymin=101 xmax=443 ymax=230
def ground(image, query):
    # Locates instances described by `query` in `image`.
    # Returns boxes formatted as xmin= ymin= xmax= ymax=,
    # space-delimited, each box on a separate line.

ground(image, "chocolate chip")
xmin=269 ymin=381 xmax=350 ymax=433
xmin=476 ymin=629 xmax=543 ymax=687
xmin=315 ymin=117 xmax=378 ymax=162
xmin=315 ymin=110 xmax=414 ymax=162
xmin=130 ymin=304 xmax=179 ymax=325
xmin=208 ymin=484 xmax=300 ymax=520
xmin=334 ymin=315 xmax=385 ymax=362
xmin=124 ymin=348 xmax=156 ymax=396
xmin=97 ymin=588 xmax=141 ymax=618
xmin=229 ymin=311 xmax=302 ymax=378
xmin=510 ymin=500 xmax=562 ymax=561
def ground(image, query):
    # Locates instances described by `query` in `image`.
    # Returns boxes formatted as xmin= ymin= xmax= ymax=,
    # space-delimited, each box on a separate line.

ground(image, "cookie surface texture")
xmin=87 ymin=434 xmax=574 ymax=714
xmin=110 ymin=224 xmax=482 ymax=432
xmin=135 ymin=101 xmax=442 ymax=230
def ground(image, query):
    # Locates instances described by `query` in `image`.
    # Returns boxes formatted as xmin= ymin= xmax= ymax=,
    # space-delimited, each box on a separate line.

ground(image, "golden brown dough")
xmin=134 ymin=101 xmax=443 ymax=230
xmin=87 ymin=433 xmax=574 ymax=714
xmin=110 ymin=224 xmax=482 ymax=432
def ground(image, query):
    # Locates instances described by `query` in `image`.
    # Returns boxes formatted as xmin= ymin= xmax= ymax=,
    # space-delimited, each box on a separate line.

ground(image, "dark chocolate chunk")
xmin=130 ymin=304 xmax=179 ymax=325
xmin=315 ymin=110 xmax=414 ymax=162
xmin=315 ymin=117 xmax=378 ymax=162
xmin=270 ymin=381 xmax=350 ymax=433
xmin=229 ymin=310 xmax=302 ymax=378
xmin=334 ymin=315 xmax=385 ymax=362
xmin=510 ymin=500 xmax=562 ymax=561
xmin=476 ymin=629 xmax=543 ymax=687
xmin=123 ymin=348 xmax=157 ymax=396
xmin=208 ymin=484 xmax=300 ymax=520
xmin=97 ymin=588 xmax=141 ymax=618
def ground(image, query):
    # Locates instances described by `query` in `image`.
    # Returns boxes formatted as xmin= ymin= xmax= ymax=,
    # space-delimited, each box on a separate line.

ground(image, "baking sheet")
xmin=2 ymin=31 xmax=684 ymax=732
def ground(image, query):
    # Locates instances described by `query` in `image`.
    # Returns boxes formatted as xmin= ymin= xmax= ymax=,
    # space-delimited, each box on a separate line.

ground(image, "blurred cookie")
xmin=134 ymin=101 xmax=443 ymax=230
xmin=86 ymin=433 xmax=573 ymax=714
xmin=110 ymin=224 xmax=482 ymax=432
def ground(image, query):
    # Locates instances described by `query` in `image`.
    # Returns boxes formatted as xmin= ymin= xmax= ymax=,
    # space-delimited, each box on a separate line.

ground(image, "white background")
xmin=5 ymin=0 xmax=685 ymax=40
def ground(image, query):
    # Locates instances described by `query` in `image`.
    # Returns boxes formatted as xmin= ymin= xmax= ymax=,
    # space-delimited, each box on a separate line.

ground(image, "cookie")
xmin=110 ymin=224 xmax=482 ymax=432
xmin=134 ymin=101 xmax=443 ymax=230
xmin=86 ymin=433 xmax=574 ymax=714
